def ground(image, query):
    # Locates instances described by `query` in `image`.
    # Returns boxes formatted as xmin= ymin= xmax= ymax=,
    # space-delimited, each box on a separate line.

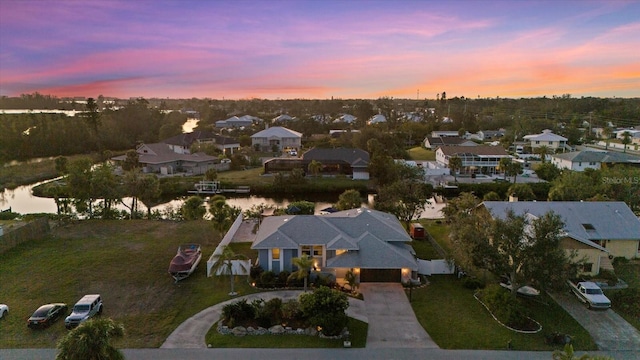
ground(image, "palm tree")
xmin=534 ymin=145 xmax=550 ymax=163
xmin=552 ymin=344 xmax=590 ymax=360
xmin=210 ymin=245 xmax=249 ymax=296
xmin=621 ymin=131 xmax=632 ymax=153
xmin=448 ymin=156 xmax=462 ymax=183
xmin=499 ymin=157 xmax=512 ymax=181
xmin=601 ymin=126 xmax=612 ymax=149
xmin=308 ymin=160 xmax=322 ymax=177
xmin=288 ymin=254 xmax=315 ymax=292
xmin=56 ymin=318 xmax=124 ymax=360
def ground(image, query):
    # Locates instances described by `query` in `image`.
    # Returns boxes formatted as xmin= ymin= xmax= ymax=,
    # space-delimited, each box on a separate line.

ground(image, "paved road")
xmin=359 ymin=283 xmax=437 ymax=348
xmin=549 ymin=291 xmax=640 ymax=350
xmin=3 ymin=348 xmax=640 ymax=360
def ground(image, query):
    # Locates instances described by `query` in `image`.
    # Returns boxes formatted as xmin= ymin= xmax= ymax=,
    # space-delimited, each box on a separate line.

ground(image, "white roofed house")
xmin=523 ymin=129 xmax=569 ymax=152
xmin=481 ymin=201 xmax=640 ymax=276
xmin=215 ymin=115 xmax=258 ymax=129
xmin=251 ymin=126 xmax=302 ymax=152
xmin=368 ymin=114 xmax=386 ymax=124
xmin=435 ymin=145 xmax=511 ymax=175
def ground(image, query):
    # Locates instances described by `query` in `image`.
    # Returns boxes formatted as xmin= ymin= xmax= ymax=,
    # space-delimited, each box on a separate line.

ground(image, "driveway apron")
xmin=549 ymin=292 xmax=640 ymax=350
xmin=359 ymin=283 xmax=438 ymax=348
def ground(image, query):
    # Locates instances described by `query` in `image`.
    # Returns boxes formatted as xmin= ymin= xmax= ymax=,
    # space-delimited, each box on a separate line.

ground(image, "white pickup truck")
xmin=567 ymin=280 xmax=611 ymax=309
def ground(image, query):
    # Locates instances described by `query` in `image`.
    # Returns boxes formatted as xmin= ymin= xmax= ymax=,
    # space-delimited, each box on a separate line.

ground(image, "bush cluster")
xmin=611 ymin=288 xmax=640 ymax=319
xmin=220 ymin=286 xmax=350 ymax=336
xmin=482 ymin=284 xmax=529 ymax=329
xmin=251 ymin=268 xmax=335 ymax=289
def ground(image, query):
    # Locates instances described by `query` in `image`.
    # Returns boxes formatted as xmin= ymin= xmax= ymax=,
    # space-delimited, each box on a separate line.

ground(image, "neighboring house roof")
xmin=438 ymin=145 xmax=509 ymax=157
xmin=482 ymin=201 xmax=640 ymax=242
xmin=368 ymin=114 xmax=387 ymax=124
xmin=552 ymin=150 xmax=640 ymax=164
xmin=252 ymin=208 xmax=417 ymax=270
xmin=112 ymin=143 xmax=218 ymax=165
xmin=162 ymin=131 xmax=238 ymax=147
xmin=215 ymin=116 xmax=255 ymax=128
xmin=523 ymin=129 xmax=568 ymax=142
xmin=302 ymin=148 xmax=369 ymax=167
xmin=251 ymin=126 xmax=302 ymax=139
xmin=272 ymin=114 xmax=296 ymax=123
xmin=425 ymin=136 xmax=477 ymax=147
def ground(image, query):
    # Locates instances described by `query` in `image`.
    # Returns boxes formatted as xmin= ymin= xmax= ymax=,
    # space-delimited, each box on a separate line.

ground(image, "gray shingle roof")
xmin=302 ymin=148 xmax=369 ymax=166
xmin=252 ymin=208 xmax=417 ymax=269
xmin=482 ymin=201 xmax=640 ymax=241
xmin=552 ymin=150 xmax=640 ymax=163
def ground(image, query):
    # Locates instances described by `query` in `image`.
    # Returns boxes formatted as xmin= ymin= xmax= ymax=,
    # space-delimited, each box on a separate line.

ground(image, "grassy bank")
xmin=0 ymin=219 xmax=260 ymax=348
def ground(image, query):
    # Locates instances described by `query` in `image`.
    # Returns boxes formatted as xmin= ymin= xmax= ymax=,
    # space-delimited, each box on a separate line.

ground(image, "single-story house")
xmin=523 ymin=129 xmax=569 ymax=152
xmin=431 ymin=131 xmax=459 ymax=138
xmin=424 ymin=136 xmax=477 ymax=150
xmin=251 ymin=208 xmax=418 ymax=283
xmin=481 ymin=201 xmax=640 ymax=276
xmin=251 ymin=126 xmax=302 ymax=151
xmin=162 ymin=131 xmax=240 ymax=155
xmin=550 ymin=150 xmax=640 ymax=171
xmin=111 ymin=143 xmax=219 ymax=176
xmin=262 ymin=147 xmax=370 ymax=180
xmin=272 ymin=114 xmax=296 ymax=124
xmin=435 ymin=145 xmax=511 ymax=175
xmin=368 ymin=114 xmax=387 ymax=124
xmin=215 ymin=115 xmax=259 ymax=129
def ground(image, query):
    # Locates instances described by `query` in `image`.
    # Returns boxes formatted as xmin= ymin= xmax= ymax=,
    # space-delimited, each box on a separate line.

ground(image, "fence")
xmin=206 ymin=214 xmax=252 ymax=277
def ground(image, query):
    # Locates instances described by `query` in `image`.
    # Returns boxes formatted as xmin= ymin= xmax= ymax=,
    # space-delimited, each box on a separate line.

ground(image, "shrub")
xmin=300 ymin=286 xmax=349 ymax=336
xmin=282 ymin=299 xmax=303 ymax=322
xmin=610 ymin=288 xmax=640 ymax=318
xmin=612 ymin=256 xmax=629 ymax=267
xmin=250 ymin=265 xmax=264 ymax=282
xmin=463 ymin=277 xmax=486 ymax=290
xmin=276 ymin=271 xmax=290 ymax=288
xmin=221 ymin=299 xmax=255 ymax=324
xmin=258 ymin=271 xmax=277 ymax=288
xmin=482 ymin=284 xmax=528 ymax=329
xmin=598 ymin=269 xmax=618 ymax=286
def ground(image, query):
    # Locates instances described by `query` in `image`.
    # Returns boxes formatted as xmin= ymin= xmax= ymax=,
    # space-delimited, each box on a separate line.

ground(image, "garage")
xmin=359 ymin=269 xmax=401 ymax=283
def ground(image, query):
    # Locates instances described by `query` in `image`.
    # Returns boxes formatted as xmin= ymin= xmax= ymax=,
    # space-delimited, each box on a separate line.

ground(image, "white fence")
xmin=417 ymin=259 xmax=455 ymax=276
xmin=206 ymin=214 xmax=252 ymax=277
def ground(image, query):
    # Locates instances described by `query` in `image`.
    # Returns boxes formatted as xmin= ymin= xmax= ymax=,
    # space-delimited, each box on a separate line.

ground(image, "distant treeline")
xmin=2 ymin=93 xmax=640 ymax=163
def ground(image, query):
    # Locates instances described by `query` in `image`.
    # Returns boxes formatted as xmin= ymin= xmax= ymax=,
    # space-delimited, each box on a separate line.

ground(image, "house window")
xmin=549 ymin=141 xmax=553 ymax=145
xmin=336 ymin=249 xmax=347 ymax=256
xmin=535 ymin=141 xmax=540 ymax=145
xmin=271 ymin=248 xmax=280 ymax=260
xmin=578 ymin=162 xmax=582 ymax=166
xmin=582 ymin=263 xmax=593 ymax=273
xmin=301 ymin=245 xmax=312 ymax=257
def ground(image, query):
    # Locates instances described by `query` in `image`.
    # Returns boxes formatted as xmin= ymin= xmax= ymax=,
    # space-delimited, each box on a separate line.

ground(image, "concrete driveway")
xmin=549 ymin=292 xmax=640 ymax=350
xmin=359 ymin=283 xmax=438 ymax=348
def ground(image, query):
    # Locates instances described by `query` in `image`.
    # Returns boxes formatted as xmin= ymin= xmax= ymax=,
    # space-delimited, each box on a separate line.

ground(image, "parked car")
xmin=567 ymin=280 xmax=611 ymax=309
xmin=0 ymin=304 xmax=8 ymax=318
xmin=493 ymin=178 xmax=509 ymax=183
xmin=64 ymin=294 xmax=103 ymax=329
xmin=27 ymin=303 xmax=68 ymax=329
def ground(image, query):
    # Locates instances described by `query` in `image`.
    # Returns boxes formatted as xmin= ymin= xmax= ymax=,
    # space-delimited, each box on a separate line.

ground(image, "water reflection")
xmin=0 ymin=181 xmax=372 ymax=215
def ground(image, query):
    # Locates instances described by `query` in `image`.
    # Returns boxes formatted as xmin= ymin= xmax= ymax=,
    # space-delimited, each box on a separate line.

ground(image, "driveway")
xmin=359 ymin=283 xmax=438 ymax=348
xmin=549 ymin=291 xmax=640 ymax=350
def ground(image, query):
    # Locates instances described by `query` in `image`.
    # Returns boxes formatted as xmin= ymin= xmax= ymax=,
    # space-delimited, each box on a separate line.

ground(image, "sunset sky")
xmin=1 ymin=0 xmax=639 ymax=100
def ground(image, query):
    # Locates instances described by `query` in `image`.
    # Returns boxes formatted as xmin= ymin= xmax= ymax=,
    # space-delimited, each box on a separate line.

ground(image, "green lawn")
xmin=205 ymin=318 xmax=367 ymax=348
xmin=407 ymin=147 xmax=436 ymax=160
xmin=0 ymin=220 xmax=259 ymax=348
xmin=412 ymin=276 xmax=596 ymax=351
xmin=411 ymin=238 xmax=441 ymax=259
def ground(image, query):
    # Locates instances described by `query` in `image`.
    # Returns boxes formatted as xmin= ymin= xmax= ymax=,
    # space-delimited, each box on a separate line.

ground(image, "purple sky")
xmin=1 ymin=0 xmax=639 ymax=100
